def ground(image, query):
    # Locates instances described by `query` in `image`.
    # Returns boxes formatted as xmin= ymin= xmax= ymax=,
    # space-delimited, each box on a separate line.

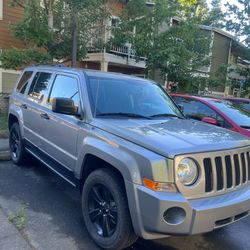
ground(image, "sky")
xmin=207 ymin=0 xmax=242 ymax=38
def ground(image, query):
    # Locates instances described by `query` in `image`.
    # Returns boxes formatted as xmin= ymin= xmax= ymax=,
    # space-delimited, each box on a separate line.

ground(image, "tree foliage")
xmin=0 ymin=0 xmax=111 ymax=69
xmin=226 ymin=0 xmax=250 ymax=48
xmin=113 ymin=0 xmax=211 ymax=89
xmin=225 ymin=0 xmax=250 ymax=96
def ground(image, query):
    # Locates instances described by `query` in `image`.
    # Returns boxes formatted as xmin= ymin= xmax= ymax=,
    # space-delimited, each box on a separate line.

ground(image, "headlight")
xmin=177 ymin=158 xmax=199 ymax=186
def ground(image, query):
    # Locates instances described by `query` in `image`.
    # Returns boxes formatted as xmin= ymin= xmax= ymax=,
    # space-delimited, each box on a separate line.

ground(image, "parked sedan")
xmin=223 ymin=97 xmax=250 ymax=112
xmin=171 ymin=94 xmax=250 ymax=138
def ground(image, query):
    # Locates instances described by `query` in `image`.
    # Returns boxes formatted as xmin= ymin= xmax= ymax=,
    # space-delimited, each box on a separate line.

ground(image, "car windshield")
xmin=210 ymin=100 xmax=250 ymax=128
xmin=87 ymin=76 xmax=183 ymax=119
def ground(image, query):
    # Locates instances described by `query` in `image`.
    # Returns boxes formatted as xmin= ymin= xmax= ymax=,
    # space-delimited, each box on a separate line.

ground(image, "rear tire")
xmin=9 ymin=123 xmax=27 ymax=165
xmin=82 ymin=168 xmax=137 ymax=250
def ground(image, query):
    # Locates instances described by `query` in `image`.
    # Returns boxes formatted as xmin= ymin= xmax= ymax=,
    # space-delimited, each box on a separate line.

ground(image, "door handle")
xmin=21 ymin=104 xmax=27 ymax=109
xmin=40 ymin=113 xmax=50 ymax=120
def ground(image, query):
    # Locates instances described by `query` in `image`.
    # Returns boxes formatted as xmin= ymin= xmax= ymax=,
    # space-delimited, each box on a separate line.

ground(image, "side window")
xmin=48 ymin=74 xmax=80 ymax=109
xmin=181 ymin=99 xmax=231 ymax=128
xmin=16 ymin=71 xmax=33 ymax=94
xmin=28 ymin=72 xmax=52 ymax=102
xmin=180 ymin=99 xmax=216 ymax=120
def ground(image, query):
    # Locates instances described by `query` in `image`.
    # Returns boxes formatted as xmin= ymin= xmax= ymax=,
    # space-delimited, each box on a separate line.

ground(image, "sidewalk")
xmin=0 ymin=138 xmax=10 ymax=161
xmin=0 ymin=208 xmax=32 ymax=250
xmin=0 ymin=140 xmax=32 ymax=250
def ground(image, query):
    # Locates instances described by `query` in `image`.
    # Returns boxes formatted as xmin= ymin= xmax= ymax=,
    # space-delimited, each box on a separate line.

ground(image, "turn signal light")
xmin=143 ymin=178 xmax=176 ymax=192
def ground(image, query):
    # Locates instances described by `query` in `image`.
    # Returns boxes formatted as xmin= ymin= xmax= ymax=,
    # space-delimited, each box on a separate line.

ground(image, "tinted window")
xmin=16 ymin=71 xmax=33 ymax=94
xmin=28 ymin=72 xmax=52 ymax=102
xmin=48 ymin=75 xmax=79 ymax=108
xmin=88 ymin=77 xmax=182 ymax=118
xmin=176 ymin=97 xmax=231 ymax=128
xmin=240 ymin=102 xmax=250 ymax=111
xmin=210 ymin=100 xmax=250 ymax=128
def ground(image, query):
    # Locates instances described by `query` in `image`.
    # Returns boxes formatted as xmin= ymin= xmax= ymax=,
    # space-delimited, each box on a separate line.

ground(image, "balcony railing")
xmin=87 ymin=43 xmax=146 ymax=61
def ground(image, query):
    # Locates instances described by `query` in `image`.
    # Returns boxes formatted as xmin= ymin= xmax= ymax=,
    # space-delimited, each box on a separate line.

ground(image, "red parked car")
xmin=223 ymin=97 xmax=250 ymax=112
xmin=171 ymin=93 xmax=250 ymax=138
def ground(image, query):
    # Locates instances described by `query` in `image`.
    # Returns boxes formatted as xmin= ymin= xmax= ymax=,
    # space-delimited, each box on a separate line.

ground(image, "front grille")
xmin=203 ymin=151 xmax=250 ymax=193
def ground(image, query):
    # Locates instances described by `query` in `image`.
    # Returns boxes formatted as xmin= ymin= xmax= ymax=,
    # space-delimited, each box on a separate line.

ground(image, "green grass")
xmin=7 ymin=204 xmax=28 ymax=232
xmin=0 ymin=113 xmax=8 ymax=138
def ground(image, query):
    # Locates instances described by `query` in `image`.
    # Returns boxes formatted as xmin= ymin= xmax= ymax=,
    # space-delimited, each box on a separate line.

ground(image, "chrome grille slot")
xmin=203 ymin=158 xmax=213 ymax=192
xmin=215 ymin=157 xmax=224 ymax=190
xmin=241 ymin=153 xmax=247 ymax=183
xmin=247 ymin=152 xmax=250 ymax=181
xmin=225 ymin=155 xmax=233 ymax=188
xmin=204 ymin=150 xmax=250 ymax=193
xmin=233 ymin=154 xmax=241 ymax=186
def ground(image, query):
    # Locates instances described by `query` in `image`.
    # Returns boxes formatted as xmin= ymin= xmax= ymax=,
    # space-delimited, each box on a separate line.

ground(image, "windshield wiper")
xmin=149 ymin=113 xmax=183 ymax=119
xmin=96 ymin=112 xmax=151 ymax=119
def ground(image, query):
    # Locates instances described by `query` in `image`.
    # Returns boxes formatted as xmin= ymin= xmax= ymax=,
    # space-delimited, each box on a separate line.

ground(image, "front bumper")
xmin=126 ymin=181 xmax=250 ymax=240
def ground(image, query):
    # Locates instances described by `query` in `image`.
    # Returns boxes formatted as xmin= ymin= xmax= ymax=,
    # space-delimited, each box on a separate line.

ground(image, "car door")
xmin=22 ymin=71 xmax=53 ymax=148
xmin=40 ymin=73 xmax=81 ymax=173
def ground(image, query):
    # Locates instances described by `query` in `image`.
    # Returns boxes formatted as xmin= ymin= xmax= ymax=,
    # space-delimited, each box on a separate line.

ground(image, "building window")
xmin=0 ymin=0 xmax=3 ymax=20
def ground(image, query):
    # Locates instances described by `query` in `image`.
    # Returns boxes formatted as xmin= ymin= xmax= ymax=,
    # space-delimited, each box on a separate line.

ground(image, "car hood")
xmin=92 ymin=118 xmax=250 ymax=158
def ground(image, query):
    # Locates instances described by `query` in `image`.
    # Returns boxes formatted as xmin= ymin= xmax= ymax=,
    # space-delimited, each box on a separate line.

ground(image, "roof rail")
xmin=32 ymin=63 xmax=67 ymax=67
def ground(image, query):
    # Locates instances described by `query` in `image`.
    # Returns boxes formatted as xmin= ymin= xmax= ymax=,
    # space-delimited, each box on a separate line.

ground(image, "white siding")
xmin=0 ymin=0 xmax=3 ymax=20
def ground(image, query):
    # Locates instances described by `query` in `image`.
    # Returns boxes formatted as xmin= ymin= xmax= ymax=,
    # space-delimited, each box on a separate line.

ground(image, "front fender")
xmin=75 ymin=136 xmax=142 ymax=184
xmin=8 ymin=102 xmax=24 ymax=137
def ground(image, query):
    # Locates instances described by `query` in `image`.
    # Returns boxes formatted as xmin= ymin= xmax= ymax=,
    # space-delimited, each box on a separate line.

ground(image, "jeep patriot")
xmin=8 ymin=65 xmax=250 ymax=249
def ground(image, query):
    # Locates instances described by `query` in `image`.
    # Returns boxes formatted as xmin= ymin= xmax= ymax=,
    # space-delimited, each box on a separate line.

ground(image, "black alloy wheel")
xmin=82 ymin=169 xmax=137 ymax=250
xmin=88 ymin=184 xmax=118 ymax=237
xmin=9 ymin=123 xmax=27 ymax=165
xmin=10 ymin=127 xmax=20 ymax=160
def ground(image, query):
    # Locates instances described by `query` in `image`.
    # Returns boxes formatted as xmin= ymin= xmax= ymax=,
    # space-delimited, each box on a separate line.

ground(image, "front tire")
xmin=82 ymin=169 xmax=137 ymax=250
xmin=9 ymin=123 xmax=27 ymax=165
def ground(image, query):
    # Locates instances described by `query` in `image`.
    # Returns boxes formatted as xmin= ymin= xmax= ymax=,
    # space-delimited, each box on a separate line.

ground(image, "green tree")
xmin=201 ymin=0 xmax=225 ymax=27
xmin=0 ymin=0 xmax=110 ymax=69
xmin=226 ymin=0 xmax=250 ymax=47
xmin=113 ymin=0 xmax=210 ymax=91
xmin=225 ymin=0 xmax=250 ymax=97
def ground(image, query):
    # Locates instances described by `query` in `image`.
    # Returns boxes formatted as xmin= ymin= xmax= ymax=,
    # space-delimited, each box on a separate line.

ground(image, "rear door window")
xmin=16 ymin=71 xmax=33 ymax=94
xmin=28 ymin=72 xmax=52 ymax=102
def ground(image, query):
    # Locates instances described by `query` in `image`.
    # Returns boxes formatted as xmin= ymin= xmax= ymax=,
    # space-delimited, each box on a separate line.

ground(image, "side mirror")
xmin=52 ymin=97 xmax=79 ymax=116
xmin=202 ymin=117 xmax=218 ymax=126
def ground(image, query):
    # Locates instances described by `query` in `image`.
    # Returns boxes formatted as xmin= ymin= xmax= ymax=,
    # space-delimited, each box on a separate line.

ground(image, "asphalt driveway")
xmin=0 ymin=160 xmax=250 ymax=250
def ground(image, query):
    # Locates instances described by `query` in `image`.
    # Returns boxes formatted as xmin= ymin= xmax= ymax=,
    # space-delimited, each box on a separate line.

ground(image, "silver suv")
xmin=9 ymin=65 xmax=250 ymax=249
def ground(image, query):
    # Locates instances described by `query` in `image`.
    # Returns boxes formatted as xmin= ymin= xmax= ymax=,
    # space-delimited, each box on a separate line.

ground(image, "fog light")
xmin=163 ymin=207 xmax=186 ymax=225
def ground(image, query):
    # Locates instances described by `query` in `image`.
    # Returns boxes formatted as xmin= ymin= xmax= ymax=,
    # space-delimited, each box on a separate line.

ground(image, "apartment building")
xmin=82 ymin=0 xmax=147 ymax=77
xmin=0 ymin=0 xmax=25 ymax=93
xmin=197 ymin=25 xmax=249 ymax=96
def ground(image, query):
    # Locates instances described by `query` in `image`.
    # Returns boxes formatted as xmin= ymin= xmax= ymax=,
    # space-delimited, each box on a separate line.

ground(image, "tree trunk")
xmin=71 ymin=13 xmax=78 ymax=67
xmin=48 ymin=8 xmax=53 ymax=31
xmin=44 ymin=0 xmax=54 ymax=30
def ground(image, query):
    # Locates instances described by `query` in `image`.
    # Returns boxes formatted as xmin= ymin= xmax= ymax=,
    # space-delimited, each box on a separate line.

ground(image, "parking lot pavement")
xmin=0 ymin=159 xmax=250 ymax=250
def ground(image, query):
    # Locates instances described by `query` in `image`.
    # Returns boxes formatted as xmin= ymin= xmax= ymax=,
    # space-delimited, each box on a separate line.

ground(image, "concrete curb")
xmin=0 ymin=208 xmax=32 ymax=250
xmin=0 ymin=150 xmax=10 ymax=161
xmin=0 ymin=138 xmax=10 ymax=161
